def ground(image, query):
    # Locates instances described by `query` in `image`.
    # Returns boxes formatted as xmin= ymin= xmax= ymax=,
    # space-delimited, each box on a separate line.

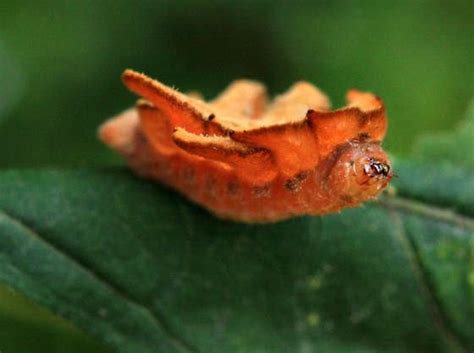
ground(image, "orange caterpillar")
xmin=99 ymin=70 xmax=392 ymax=223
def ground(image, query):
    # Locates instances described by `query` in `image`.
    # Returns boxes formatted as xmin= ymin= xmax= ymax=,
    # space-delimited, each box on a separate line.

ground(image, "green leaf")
xmin=0 ymin=161 xmax=472 ymax=353
xmin=413 ymin=99 xmax=474 ymax=168
xmin=0 ymin=283 xmax=105 ymax=353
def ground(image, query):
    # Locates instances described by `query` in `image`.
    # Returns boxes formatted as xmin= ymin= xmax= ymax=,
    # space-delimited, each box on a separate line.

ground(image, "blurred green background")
xmin=0 ymin=0 xmax=472 ymax=352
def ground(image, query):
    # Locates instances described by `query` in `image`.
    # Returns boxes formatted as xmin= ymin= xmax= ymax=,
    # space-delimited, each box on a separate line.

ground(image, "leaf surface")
xmin=413 ymin=99 xmax=474 ymax=168
xmin=0 ymin=160 xmax=472 ymax=353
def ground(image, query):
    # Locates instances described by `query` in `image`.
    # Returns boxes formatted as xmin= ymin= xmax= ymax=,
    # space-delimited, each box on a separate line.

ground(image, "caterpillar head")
xmin=324 ymin=139 xmax=392 ymax=206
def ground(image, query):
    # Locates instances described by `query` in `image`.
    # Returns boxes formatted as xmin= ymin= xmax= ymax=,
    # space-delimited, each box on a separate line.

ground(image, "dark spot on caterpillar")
xmin=253 ymin=185 xmax=271 ymax=198
xmin=305 ymin=109 xmax=315 ymax=128
xmin=285 ymin=171 xmax=309 ymax=192
xmin=340 ymin=194 xmax=354 ymax=203
xmin=227 ymin=181 xmax=240 ymax=196
xmin=208 ymin=113 xmax=215 ymax=121
xmin=182 ymin=167 xmax=196 ymax=185
xmin=204 ymin=176 xmax=218 ymax=198
xmin=350 ymin=132 xmax=370 ymax=144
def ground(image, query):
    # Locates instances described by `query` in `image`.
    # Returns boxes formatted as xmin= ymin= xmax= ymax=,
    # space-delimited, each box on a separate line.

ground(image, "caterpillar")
xmin=99 ymin=70 xmax=392 ymax=223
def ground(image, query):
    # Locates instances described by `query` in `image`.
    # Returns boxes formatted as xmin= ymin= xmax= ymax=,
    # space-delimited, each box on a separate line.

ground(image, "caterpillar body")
xmin=99 ymin=70 xmax=392 ymax=223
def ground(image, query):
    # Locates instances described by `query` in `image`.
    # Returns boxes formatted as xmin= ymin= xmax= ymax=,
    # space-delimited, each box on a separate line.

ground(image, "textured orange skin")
xmin=99 ymin=70 xmax=392 ymax=223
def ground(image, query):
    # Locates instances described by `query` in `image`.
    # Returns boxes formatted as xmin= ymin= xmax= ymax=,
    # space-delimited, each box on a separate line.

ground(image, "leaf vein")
xmin=377 ymin=195 xmax=474 ymax=231
xmin=386 ymin=207 xmax=469 ymax=353
xmin=0 ymin=208 xmax=199 ymax=353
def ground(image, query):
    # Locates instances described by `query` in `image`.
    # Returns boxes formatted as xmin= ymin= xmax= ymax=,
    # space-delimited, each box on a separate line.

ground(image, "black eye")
xmin=365 ymin=158 xmax=391 ymax=177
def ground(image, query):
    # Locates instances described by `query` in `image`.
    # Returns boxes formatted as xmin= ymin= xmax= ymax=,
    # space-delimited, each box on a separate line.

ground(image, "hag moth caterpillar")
xmin=99 ymin=70 xmax=392 ymax=223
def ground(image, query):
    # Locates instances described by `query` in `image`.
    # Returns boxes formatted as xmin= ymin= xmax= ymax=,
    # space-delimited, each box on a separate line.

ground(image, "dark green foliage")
xmin=0 ymin=1 xmax=473 ymax=352
xmin=0 ymin=160 xmax=472 ymax=353
xmin=0 ymin=1 xmax=472 ymax=167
